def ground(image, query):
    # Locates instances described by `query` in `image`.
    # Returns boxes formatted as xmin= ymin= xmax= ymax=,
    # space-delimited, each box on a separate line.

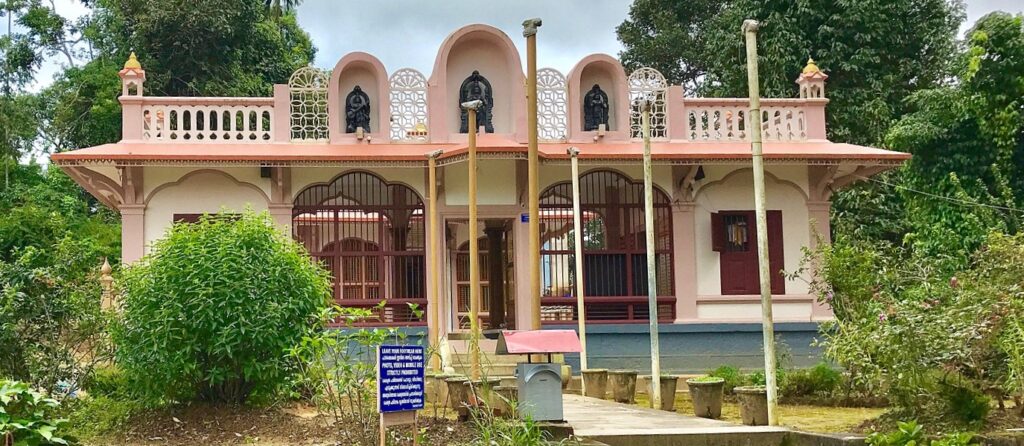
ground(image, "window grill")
xmin=539 ymin=170 xmax=675 ymax=324
xmin=292 ymin=172 xmax=426 ymax=326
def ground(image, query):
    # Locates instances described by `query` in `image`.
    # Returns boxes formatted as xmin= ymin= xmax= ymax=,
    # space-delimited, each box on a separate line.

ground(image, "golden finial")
xmin=101 ymin=257 xmax=112 ymax=275
xmin=802 ymin=57 xmax=821 ymax=75
xmin=123 ymin=52 xmax=142 ymax=70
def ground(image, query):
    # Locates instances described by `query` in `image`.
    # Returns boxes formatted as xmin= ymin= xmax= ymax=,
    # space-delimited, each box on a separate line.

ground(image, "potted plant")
xmin=581 ymin=369 xmax=609 ymax=399
xmin=649 ymin=375 xmax=679 ymax=411
xmin=734 ymin=385 xmax=769 ymax=425
xmin=686 ymin=376 xmax=725 ymax=419
xmin=444 ymin=376 xmax=471 ymax=420
xmin=608 ymin=370 xmax=638 ymax=403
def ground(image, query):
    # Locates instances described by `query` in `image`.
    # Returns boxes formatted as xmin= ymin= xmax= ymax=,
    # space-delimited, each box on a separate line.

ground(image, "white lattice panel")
xmin=142 ymin=104 xmax=274 ymax=142
xmin=537 ymin=68 xmax=567 ymax=141
xmin=628 ymin=67 xmax=668 ymax=139
xmin=289 ymin=66 xmax=329 ymax=142
xmin=389 ymin=68 xmax=428 ymax=141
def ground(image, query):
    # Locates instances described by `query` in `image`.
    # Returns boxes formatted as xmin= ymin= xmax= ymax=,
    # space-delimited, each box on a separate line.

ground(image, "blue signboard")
xmin=377 ymin=345 xmax=425 ymax=413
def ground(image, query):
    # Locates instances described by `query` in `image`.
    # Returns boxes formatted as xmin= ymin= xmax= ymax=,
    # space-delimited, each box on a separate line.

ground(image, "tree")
xmin=616 ymin=0 xmax=725 ymax=92
xmin=883 ymin=12 xmax=1024 ymax=270
xmin=39 ymin=0 xmax=316 ymax=152
xmin=618 ymin=0 xmax=965 ymax=146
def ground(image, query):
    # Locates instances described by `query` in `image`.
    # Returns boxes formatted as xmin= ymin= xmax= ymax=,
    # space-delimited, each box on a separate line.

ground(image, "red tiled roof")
xmin=50 ymin=138 xmax=910 ymax=164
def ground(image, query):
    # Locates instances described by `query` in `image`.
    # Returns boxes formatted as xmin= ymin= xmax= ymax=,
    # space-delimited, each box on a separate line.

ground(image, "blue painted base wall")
xmin=333 ymin=323 xmax=824 ymax=375
xmin=547 ymin=322 xmax=823 ymax=375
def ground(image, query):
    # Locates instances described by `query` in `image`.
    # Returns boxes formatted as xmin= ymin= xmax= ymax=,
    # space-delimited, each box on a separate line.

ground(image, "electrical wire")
xmin=859 ymin=175 xmax=1024 ymax=214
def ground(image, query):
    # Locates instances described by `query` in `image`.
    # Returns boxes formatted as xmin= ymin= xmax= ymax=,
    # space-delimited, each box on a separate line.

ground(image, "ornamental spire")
xmin=802 ymin=57 xmax=821 ymax=75
xmin=123 ymin=52 xmax=142 ymax=70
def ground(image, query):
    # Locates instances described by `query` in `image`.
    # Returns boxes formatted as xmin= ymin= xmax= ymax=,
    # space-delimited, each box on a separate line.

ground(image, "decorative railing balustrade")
xmin=136 ymin=97 xmax=276 ymax=142
xmin=683 ymin=98 xmax=814 ymax=142
xmin=119 ymin=66 xmax=826 ymax=144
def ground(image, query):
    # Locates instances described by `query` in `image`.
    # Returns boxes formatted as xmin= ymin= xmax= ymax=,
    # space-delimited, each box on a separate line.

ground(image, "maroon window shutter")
xmin=711 ymin=212 xmax=724 ymax=252
xmin=173 ymin=213 xmax=202 ymax=224
xmin=767 ymin=210 xmax=785 ymax=294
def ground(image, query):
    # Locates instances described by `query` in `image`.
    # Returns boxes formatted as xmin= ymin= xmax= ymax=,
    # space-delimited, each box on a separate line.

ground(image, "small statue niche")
xmin=459 ymin=70 xmax=494 ymax=133
xmin=583 ymin=84 xmax=610 ymax=131
xmin=345 ymin=85 xmax=371 ymax=133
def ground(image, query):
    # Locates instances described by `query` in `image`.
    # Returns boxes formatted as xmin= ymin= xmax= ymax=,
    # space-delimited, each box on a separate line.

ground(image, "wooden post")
xmin=523 ymin=18 xmax=543 ymax=330
xmin=463 ymin=99 xmax=483 ymax=380
xmin=568 ymin=147 xmax=588 ymax=393
xmin=743 ymin=18 xmax=779 ymax=425
xmin=427 ymin=149 xmax=443 ymax=372
xmin=641 ymin=101 xmax=662 ymax=410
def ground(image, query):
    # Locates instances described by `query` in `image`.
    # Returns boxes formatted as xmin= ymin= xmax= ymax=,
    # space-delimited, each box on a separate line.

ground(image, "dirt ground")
xmin=92 ymin=403 xmax=475 ymax=446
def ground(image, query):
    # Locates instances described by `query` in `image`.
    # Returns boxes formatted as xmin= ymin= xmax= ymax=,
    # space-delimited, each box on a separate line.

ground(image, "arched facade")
xmin=292 ymin=171 xmax=426 ymax=326
xmin=539 ymin=170 xmax=674 ymax=323
xmin=328 ymin=52 xmax=390 ymax=143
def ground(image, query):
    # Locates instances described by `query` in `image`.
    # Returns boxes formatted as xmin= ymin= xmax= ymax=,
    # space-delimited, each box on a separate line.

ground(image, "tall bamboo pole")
xmin=641 ymin=101 xmax=662 ymax=410
xmin=463 ymin=100 xmax=483 ymax=380
xmin=742 ymin=19 xmax=779 ymax=425
xmin=568 ymin=147 xmax=588 ymax=393
xmin=426 ymin=149 xmax=443 ymax=373
xmin=523 ymin=18 xmax=542 ymax=330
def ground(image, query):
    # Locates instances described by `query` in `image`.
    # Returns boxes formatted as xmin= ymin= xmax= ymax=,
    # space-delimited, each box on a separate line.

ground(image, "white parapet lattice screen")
xmin=628 ymin=67 xmax=668 ymax=139
xmin=537 ymin=68 xmax=568 ymax=141
xmin=288 ymin=66 xmax=330 ymax=142
xmin=389 ymin=68 xmax=429 ymax=141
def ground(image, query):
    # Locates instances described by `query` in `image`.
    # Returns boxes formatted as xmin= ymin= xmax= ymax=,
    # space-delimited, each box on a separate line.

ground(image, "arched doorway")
xmin=539 ymin=170 xmax=675 ymax=323
xmin=292 ymin=171 xmax=426 ymax=326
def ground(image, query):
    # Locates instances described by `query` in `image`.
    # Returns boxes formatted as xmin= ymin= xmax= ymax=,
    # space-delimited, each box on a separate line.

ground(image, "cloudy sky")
xmin=29 ymin=0 xmax=1024 ymax=90
xmin=295 ymin=0 xmax=1023 ymax=74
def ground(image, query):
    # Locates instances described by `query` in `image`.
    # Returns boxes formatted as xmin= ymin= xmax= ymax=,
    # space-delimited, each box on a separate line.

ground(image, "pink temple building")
xmin=53 ymin=24 xmax=908 ymax=371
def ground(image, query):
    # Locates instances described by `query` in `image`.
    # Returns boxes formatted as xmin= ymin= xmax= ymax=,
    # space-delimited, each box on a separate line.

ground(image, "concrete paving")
xmin=562 ymin=394 xmax=794 ymax=446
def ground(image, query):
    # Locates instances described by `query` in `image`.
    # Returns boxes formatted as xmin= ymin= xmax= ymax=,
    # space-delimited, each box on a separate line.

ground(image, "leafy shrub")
xmin=802 ymin=231 xmax=1024 ymax=423
xmin=114 ymin=211 xmax=332 ymax=404
xmin=0 ymin=379 xmax=73 ymax=445
xmin=866 ymin=420 xmax=924 ymax=446
xmin=0 ymin=165 xmax=119 ymax=394
xmin=288 ymin=304 xmax=415 ymax=445
xmin=783 ymin=362 xmax=842 ymax=397
xmin=940 ymin=382 xmax=990 ymax=427
xmin=708 ymin=365 xmax=748 ymax=394
xmin=867 ymin=421 xmax=977 ymax=446
xmin=64 ymin=395 xmax=139 ymax=442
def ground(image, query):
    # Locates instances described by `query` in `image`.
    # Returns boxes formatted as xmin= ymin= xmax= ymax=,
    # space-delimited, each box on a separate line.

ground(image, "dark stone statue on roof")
xmin=345 ymin=85 xmax=371 ymax=133
xmin=583 ymin=84 xmax=609 ymax=131
xmin=459 ymin=70 xmax=494 ymax=133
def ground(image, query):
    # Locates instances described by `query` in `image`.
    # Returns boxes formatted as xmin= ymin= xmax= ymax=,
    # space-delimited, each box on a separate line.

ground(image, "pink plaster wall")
xmin=328 ymin=52 xmax=390 ymax=144
xmin=428 ymin=24 xmax=526 ymax=143
xmin=567 ymin=54 xmax=630 ymax=142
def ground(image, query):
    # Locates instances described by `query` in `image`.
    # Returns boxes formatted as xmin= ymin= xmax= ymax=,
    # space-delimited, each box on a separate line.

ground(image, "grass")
xmin=633 ymin=392 xmax=884 ymax=433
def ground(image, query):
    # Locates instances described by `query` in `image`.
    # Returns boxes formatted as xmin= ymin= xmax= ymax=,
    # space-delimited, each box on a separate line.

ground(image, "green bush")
xmin=113 ymin=211 xmax=332 ymax=404
xmin=708 ymin=365 xmax=748 ymax=394
xmin=940 ymin=382 xmax=990 ymax=427
xmin=0 ymin=379 xmax=73 ymax=445
xmin=64 ymin=395 xmax=139 ymax=441
xmin=783 ymin=362 xmax=842 ymax=397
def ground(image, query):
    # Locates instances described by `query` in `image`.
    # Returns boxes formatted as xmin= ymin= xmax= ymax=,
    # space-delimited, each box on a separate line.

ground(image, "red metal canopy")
xmin=496 ymin=330 xmax=582 ymax=355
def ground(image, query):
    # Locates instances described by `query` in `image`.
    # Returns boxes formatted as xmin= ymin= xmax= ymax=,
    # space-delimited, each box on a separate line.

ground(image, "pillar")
xmin=806 ymin=200 xmax=834 ymax=320
xmin=672 ymin=202 xmax=698 ymax=323
xmin=485 ymin=221 xmax=507 ymax=329
xmin=120 ymin=204 xmax=146 ymax=263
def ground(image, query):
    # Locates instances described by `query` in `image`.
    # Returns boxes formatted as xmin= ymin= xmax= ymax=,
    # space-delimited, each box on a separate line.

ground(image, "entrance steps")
xmin=442 ymin=335 xmax=567 ymax=378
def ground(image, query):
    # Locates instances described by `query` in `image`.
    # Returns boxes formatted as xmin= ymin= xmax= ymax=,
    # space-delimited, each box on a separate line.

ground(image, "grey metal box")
xmin=516 ymin=363 xmax=563 ymax=422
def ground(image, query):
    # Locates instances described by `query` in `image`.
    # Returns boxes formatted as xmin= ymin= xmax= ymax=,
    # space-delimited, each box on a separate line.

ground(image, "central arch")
xmin=539 ymin=170 xmax=675 ymax=324
xmin=292 ymin=171 xmax=426 ymax=326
